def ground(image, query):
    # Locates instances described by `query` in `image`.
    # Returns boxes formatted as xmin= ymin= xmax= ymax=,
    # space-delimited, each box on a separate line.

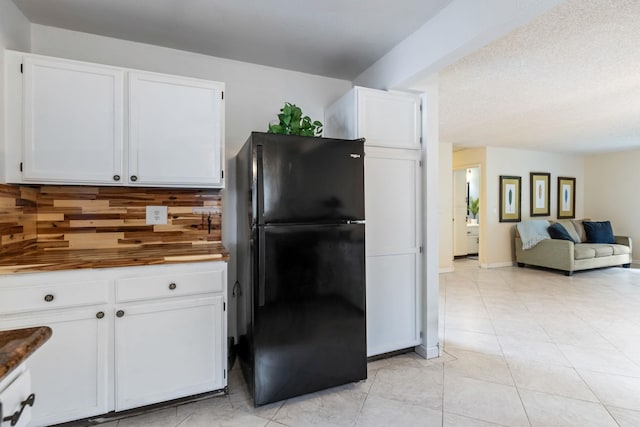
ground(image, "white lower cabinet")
xmin=2 ymin=308 xmax=110 ymax=426
xmin=0 ymin=261 xmax=227 ymax=426
xmin=114 ymin=296 xmax=224 ymax=411
xmin=0 ymin=365 xmax=33 ymax=427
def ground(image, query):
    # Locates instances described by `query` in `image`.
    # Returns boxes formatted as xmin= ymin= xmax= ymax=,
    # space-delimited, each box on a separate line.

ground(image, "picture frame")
xmin=499 ymin=175 xmax=521 ymax=222
xmin=557 ymin=177 xmax=576 ymax=219
xmin=530 ymin=172 xmax=550 ymax=217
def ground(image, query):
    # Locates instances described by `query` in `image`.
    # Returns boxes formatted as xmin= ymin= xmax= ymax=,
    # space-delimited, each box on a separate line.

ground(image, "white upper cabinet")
xmin=128 ymin=72 xmax=224 ymax=187
xmin=22 ymin=56 xmax=124 ymax=184
xmin=4 ymin=51 xmax=225 ymax=188
xmin=324 ymin=86 xmax=421 ymax=149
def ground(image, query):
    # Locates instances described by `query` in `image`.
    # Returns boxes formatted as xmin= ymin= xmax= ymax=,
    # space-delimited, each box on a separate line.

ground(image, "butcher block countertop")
xmin=0 ymin=327 xmax=52 ymax=381
xmin=0 ymin=243 xmax=230 ymax=276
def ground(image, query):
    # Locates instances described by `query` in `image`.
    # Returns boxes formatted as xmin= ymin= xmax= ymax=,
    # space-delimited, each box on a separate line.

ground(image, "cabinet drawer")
xmin=0 ymin=280 xmax=109 ymax=315
xmin=116 ymin=269 xmax=223 ymax=302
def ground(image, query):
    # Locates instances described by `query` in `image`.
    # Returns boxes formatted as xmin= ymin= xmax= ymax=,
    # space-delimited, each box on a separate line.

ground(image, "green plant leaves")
xmin=267 ymin=102 xmax=323 ymax=137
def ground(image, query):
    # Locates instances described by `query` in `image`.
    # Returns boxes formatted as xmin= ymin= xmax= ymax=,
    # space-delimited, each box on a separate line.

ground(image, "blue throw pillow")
xmin=547 ymin=223 xmax=574 ymax=241
xmin=583 ymin=221 xmax=616 ymax=244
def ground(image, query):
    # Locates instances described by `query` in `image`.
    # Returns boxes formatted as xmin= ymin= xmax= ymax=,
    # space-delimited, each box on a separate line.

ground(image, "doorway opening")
xmin=453 ymin=166 xmax=480 ymax=262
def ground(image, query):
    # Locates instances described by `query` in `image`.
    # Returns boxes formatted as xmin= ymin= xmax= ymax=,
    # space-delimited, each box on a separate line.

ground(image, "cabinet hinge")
xmin=419 ymin=161 xmax=422 ymax=167
xmin=221 ymin=170 xmax=224 ymax=179
xmin=221 ymin=91 xmax=224 ymax=100
xmin=223 ymin=369 xmax=226 ymax=378
xmin=419 ymin=136 xmax=423 ymax=144
xmin=20 ymin=63 xmax=23 ymax=73
xmin=223 ymin=302 xmax=226 ymax=311
xmin=19 ymin=162 xmax=23 ymax=172
xmin=419 ymin=246 xmax=423 ymax=253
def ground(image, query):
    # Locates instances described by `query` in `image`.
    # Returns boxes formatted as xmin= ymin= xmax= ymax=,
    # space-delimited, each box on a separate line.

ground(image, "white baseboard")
xmin=414 ymin=344 xmax=440 ymax=360
xmin=479 ymin=261 xmax=514 ymax=269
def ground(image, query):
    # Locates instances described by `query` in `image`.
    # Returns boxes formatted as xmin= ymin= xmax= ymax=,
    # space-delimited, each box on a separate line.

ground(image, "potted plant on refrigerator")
xmin=267 ymin=102 xmax=323 ymax=136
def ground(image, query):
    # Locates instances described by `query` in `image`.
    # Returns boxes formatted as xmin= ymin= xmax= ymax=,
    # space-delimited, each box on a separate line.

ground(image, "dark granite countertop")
xmin=0 ymin=327 xmax=52 ymax=381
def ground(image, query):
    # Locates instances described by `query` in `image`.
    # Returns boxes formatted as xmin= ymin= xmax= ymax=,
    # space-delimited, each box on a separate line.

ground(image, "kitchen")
xmin=0 ymin=1 xmax=553 ymax=425
xmin=0 ymin=2 xmax=435 ymax=425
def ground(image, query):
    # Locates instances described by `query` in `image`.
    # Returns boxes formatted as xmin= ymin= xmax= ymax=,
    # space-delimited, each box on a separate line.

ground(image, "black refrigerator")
xmin=235 ymin=132 xmax=367 ymax=406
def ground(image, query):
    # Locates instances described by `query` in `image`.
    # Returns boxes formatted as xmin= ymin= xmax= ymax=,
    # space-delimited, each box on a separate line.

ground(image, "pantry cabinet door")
xmin=364 ymin=147 xmax=422 ymax=356
xmin=356 ymin=87 xmax=421 ymax=149
xmin=22 ymin=56 xmax=124 ymax=184
xmin=128 ymin=72 xmax=225 ymax=188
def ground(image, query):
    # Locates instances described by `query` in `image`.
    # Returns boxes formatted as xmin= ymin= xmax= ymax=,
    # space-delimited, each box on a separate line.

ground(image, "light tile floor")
xmin=99 ymin=259 xmax=640 ymax=426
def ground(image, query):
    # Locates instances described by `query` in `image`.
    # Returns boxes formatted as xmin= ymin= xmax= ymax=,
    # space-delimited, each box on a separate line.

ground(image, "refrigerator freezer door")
xmin=253 ymin=223 xmax=366 ymax=405
xmin=255 ymin=133 xmax=364 ymax=224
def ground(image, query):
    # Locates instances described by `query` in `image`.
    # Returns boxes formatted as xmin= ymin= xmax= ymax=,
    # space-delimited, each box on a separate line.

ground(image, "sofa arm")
xmin=515 ymin=236 xmax=575 ymax=272
xmin=615 ymin=235 xmax=632 ymax=252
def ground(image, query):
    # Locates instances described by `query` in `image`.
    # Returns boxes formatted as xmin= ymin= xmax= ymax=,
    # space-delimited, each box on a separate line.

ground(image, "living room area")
xmin=436 ymin=0 xmax=640 ymax=425
xmin=438 ymin=0 xmax=640 ymax=273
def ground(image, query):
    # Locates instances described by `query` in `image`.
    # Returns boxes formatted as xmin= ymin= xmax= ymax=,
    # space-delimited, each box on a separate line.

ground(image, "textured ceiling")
xmin=439 ymin=0 xmax=640 ymax=154
xmin=12 ymin=0 xmax=452 ymax=80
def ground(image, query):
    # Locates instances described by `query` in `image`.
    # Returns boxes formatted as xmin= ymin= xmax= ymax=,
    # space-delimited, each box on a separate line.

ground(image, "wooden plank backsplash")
xmin=0 ymin=184 xmax=222 ymax=254
xmin=0 ymin=185 xmax=38 ymax=257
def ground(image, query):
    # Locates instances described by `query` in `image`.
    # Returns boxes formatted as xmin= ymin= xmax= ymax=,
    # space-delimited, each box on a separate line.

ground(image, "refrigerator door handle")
xmin=258 ymin=227 xmax=266 ymax=307
xmin=256 ymin=144 xmax=265 ymax=225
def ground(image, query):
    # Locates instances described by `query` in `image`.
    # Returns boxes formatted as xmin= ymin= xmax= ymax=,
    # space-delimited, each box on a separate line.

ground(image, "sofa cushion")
xmin=574 ymin=245 xmax=596 ymax=260
xmin=593 ymin=245 xmax=614 ymax=257
xmin=571 ymin=218 xmax=591 ymax=242
xmin=548 ymin=223 xmax=574 ymax=241
xmin=557 ymin=219 xmax=581 ymax=243
xmin=583 ymin=221 xmax=616 ymax=244
xmin=611 ymin=244 xmax=631 ymax=255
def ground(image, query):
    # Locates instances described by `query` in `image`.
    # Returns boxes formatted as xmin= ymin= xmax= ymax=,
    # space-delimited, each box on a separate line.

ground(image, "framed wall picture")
xmin=499 ymin=175 xmax=521 ymax=222
xmin=557 ymin=177 xmax=576 ymax=219
xmin=530 ymin=172 xmax=550 ymax=217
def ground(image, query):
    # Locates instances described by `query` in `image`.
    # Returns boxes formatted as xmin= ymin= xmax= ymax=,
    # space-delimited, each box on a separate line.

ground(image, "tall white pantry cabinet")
xmin=325 ymin=86 xmax=422 ymax=357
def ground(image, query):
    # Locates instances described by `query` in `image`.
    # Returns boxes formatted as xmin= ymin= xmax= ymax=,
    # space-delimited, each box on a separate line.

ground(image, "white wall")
xmin=484 ymin=146 xmax=584 ymax=267
xmin=29 ymin=24 xmax=352 ymax=338
xmin=585 ymin=149 xmax=640 ymax=263
xmin=439 ymin=142 xmax=453 ymax=272
xmin=419 ymin=82 xmax=440 ymax=359
xmin=0 ymin=0 xmax=30 ymax=177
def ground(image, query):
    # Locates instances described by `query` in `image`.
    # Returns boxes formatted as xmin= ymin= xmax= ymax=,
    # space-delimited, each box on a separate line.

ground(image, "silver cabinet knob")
xmin=116 ymin=310 xmax=125 ymax=318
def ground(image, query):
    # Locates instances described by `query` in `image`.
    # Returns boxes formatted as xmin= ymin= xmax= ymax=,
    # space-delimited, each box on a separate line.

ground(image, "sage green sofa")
xmin=515 ymin=219 xmax=632 ymax=276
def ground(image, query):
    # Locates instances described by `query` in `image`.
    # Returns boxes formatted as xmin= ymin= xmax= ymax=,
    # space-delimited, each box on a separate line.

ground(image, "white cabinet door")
xmin=364 ymin=147 xmax=422 ymax=356
xmin=22 ymin=56 xmax=124 ymax=184
xmin=128 ymin=72 xmax=225 ymax=187
xmin=0 ymin=308 xmax=110 ymax=426
xmin=0 ymin=367 xmax=32 ymax=427
xmin=356 ymin=87 xmax=421 ymax=149
xmin=114 ymin=296 xmax=224 ymax=411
